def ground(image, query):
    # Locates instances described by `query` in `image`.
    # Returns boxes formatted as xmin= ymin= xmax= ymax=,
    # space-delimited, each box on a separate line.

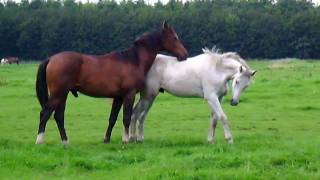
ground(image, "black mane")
xmin=133 ymin=30 xmax=162 ymax=50
xmin=113 ymin=30 xmax=162 ymax=64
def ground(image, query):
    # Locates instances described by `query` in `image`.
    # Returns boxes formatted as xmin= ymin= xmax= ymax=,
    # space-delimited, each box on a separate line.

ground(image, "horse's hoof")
xmin=62 ymin=140 xmax=69 ymax=145
xmin=103 ymin=138 xmax=110 ymax=144
xmin=208 ymin=139 xmax=215 ymax=144
xmin=35 ymin=141 xmax=44 ymax=145
xmin=137 ymin=136 xmax=144 ymax=143
xmin=136 ymin=138 xmax=144 ymax=143
xmin=129 ymin=136 xmax=137 ymax=142
xmin=227 ymin=138 xmax=234 ymax=144
xmin=122 ymin=140 xmax=129 ymax=144
xmin=35 ymin=133 xmax=44 ymax=144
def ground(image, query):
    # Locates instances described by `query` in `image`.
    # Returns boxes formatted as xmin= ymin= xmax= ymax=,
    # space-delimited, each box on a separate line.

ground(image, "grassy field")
xmin=0 ymin=60 xmax=319 ymax=179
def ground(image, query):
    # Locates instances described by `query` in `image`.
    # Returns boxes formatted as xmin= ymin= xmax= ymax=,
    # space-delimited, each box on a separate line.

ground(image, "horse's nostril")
xmin=178 ymin=55 xmax=187 ymax=61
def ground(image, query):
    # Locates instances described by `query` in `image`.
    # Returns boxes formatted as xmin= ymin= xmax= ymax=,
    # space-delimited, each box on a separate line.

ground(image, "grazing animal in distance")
xmin=1 ymin=58 xmax=8 ymax=65
xmin=129 ymin=48 xmax=256 ymax=144
xmin=6 ymin=57 xmax=19 ymax=64
xmin=35 ymin=21 xmax=188 ymax=145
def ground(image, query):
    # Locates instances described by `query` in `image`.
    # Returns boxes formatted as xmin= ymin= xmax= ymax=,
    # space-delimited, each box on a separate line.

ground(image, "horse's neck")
xmin=213 ymin=59 xmax=241 ymax=87
xmin=136 ymin=46 xmax=158 ymax=75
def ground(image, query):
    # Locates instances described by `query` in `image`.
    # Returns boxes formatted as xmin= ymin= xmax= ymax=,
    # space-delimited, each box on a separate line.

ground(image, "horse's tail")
xmin=36 ymin=59 xmax=49 ymax=108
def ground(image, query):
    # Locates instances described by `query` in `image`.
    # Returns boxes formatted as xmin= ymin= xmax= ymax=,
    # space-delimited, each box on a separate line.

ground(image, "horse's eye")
xmin=236 ymin=81 xmax=239 ymax=84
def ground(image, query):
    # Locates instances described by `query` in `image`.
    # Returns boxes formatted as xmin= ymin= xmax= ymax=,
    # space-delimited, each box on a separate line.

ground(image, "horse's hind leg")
xmin=36 ymin=97 xmax=61 ymax=144
xmin=129 ymin=92 xmax=148 ymax=142
xmin=136 ymin=95 xmax=156 ymax=142
xmin=208 ymin=96 xmax=223 ymax=143
xmin=53 ymin=96 xmax=68 ymax=145
xmin=104 ymin=97 xmax=123 ymax=144
xmin=129 ymin=100 xmax=142 ymax=142
xmin=122 ymin=91 xmax=136 ymax=144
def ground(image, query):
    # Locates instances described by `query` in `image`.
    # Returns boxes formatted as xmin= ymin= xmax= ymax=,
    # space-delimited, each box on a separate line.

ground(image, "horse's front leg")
xmin=207 ymin=94 xmax=233 ymax=144
xmin=208 ymin=96 xmax=224 ymax=143
xmin=207 ymin=112 xmax=218 ymax=144
xmin=122 ymin=90 xmax=136 ymax=144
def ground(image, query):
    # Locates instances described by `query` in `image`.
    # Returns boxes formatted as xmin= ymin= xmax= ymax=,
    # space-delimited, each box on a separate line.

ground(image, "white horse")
xmin=129 ymin=48 xmax=256 ymax=144
xmin=1 ymin=58 xmax=8 ymax=65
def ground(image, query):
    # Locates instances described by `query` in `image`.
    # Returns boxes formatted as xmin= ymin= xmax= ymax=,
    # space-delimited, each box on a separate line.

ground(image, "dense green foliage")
xmin=0 ymin=60 xmax=319 ymax=178
xmin=0 ymin=0 xmax=319 ymax=60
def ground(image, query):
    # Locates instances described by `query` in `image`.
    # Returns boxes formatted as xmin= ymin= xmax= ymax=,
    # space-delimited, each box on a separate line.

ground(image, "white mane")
xmin=202 ymin=47 xmax=251 ymax=70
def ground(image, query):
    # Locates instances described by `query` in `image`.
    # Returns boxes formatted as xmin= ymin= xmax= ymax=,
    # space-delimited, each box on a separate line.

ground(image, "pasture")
xmin=0 ymin=60 xmax=319 ymax=179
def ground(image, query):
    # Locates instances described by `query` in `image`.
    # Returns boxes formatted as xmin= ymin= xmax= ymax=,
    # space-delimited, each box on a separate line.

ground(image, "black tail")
xmin=36 ymin=59 xmax=49 ymax=108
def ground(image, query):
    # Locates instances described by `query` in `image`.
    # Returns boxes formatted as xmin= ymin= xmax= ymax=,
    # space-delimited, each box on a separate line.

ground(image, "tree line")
xmin=0 ymin=0 xmax=319 ymax=60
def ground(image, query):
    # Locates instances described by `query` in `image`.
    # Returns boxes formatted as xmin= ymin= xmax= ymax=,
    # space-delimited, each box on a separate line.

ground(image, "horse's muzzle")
xmin=177 ymin=51 xmax=188 ymax=61
xmin=230 ymin=99 xmax=239 ymax=106
xmin=177 ymin=55 xmax=188 ymax=61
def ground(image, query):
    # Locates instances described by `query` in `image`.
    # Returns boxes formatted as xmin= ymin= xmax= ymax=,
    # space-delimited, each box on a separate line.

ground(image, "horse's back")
xmin=144 ymin=54 xmax=204 ymax=97
xmin=46 ymin=51 xmax=144 ymax=97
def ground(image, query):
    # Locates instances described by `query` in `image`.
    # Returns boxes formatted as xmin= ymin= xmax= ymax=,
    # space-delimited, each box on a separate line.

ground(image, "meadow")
xmin=0 ymin=60 xmax=319 ymax=179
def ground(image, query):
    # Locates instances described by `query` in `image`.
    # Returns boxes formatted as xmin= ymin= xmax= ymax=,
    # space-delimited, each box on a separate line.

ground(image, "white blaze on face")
xmin=231 ymin=69 xmax=252 ymax=103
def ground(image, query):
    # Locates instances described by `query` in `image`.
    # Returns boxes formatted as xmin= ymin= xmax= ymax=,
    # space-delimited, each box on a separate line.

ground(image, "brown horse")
xmin=35 ymin=21 xmax=188 ymax=145
xmin=6 ymin=57 xmax=19 ymax=64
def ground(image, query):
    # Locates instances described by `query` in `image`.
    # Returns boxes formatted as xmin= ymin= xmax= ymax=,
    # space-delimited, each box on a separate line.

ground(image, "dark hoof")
xmin=103 ymin=138 xmax=110 ymax=144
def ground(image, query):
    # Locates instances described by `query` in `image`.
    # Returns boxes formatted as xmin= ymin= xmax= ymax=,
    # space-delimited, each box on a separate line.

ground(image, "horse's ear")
xmin=134 ymin=37 xmax=143 ymax=46
xmin=134 ymin=38 xmax=139 ymax=45
xmin=239 ymin=66 xmax=243 ymax=73
xmin=162 ymin=20 xmax=170 ymax=30
xmin=251 ymin=70 xmax=257 ymax=76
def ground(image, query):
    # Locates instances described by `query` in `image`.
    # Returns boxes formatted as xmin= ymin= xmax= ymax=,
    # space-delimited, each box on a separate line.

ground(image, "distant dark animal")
xmin=6 ymin=57 xmax=19 ymax=64
xmin=35 ymin=21 xmax=188 ymax=145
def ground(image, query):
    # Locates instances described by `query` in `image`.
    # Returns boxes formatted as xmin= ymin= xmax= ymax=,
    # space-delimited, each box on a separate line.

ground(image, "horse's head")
xmin=231 ymin=66 xmax=257 ymax=106
xmin=160 ymin=21 xmax=188 ymax=61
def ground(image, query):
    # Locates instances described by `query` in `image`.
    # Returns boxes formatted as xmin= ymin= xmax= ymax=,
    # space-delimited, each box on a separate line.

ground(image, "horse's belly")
xmin=77 ymin=85 xmax=120 ymax=98
xmin=162 ymin=82 xmax=203 ymax=97
xmin=77 ymin=74 xmax=141 ymax=97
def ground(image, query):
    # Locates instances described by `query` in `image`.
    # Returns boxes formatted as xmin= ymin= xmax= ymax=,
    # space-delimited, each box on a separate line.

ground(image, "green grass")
xmin=0 ymin=60 xmax=319 ymax=179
